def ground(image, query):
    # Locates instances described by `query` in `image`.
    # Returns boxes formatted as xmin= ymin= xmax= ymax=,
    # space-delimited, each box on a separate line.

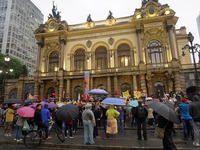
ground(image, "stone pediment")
xmin=134 ymin=1 xmax=175 ymax=20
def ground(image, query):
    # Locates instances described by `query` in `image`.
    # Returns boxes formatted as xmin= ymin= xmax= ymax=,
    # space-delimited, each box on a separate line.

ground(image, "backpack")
xmin=137 ymin=106 xmax=146 ymax=118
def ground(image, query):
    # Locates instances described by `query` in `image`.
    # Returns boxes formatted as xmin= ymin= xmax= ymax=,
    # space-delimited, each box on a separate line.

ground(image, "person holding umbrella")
xmin=34 ymin=104 xmax=52 ymax=141
xmin=158 ymin=115 xmax=177 ymax=150
xmin=82 ymin=104 xmax=96 ymax=145
xmin=4 ymin=104 xmax=15 ymax=137
xmin=104 ymin=105 xmax=120 ymax=141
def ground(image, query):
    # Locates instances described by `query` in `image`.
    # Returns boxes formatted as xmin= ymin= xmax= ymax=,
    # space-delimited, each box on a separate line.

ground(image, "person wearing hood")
xmin=189 ymin=96 xmax=200 ymax=147
xmin=104 ymin=105 xmax=120 ymax=141
xmin=41 ymin=103 xmax=51 ymax=128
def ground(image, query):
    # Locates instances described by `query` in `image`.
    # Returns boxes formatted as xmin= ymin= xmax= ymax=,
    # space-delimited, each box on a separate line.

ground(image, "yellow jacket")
xmin=106 ymin=105 xmax=120 ymax=119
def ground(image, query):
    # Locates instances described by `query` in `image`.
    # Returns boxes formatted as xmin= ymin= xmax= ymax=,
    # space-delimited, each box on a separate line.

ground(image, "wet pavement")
xmin=0 ymin=126 xmax=198 ymax=150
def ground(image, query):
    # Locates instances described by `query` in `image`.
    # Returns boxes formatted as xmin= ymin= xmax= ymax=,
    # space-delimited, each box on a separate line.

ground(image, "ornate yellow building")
xmin=4 ymin=1 xmax=195 ymax=100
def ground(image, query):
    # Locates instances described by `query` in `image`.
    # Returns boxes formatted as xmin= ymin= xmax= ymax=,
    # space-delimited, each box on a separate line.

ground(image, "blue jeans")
xmin=15 ymin=126 xmax=22 ymax=140
xmin=182 ymin=119 xmax=194 ymax=140
xmin=117 ymin=119 xmax=124 ymax=131
xmin=83 ymin=120 xmax=94 ymax=144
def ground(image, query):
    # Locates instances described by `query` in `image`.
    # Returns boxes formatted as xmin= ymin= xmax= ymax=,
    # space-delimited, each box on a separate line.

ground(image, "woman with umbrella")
xmin=104 ymin=105 xmax=120 ymax=141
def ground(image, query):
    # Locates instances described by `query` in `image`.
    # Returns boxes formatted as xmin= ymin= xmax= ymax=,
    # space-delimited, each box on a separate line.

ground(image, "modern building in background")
xmin=197 ymin=12 xmax=200 ymax=40
xmin=0 ymin=0 xmax=43 ymax=75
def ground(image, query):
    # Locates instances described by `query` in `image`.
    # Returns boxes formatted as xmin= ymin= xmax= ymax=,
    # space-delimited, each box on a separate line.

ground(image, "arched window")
xmin=49 ymin=51 xmax=59 ymax=72
xmin=121 ymin=83 xmax=131 ymax=92
xmin=9 ymin=88 xmax=18 ymax=99
xmin=97 ymin=84 xmax=106 ymax=90
xmin=117 ymin=44 xmax=131 ymax=67
xmin=47 ymin=87 xmax=55 ymax=98
xmin=74 ymin=49 xmax=85 ymax=71
xmin=154 ymin=82 xmax=165 ymax=98
xmin=147 ymin=40 xmax=163 ymax=64
xmin=95 ymin=46 xmax=107 ymax=69
xmin=74 ymin=86 xmax=83 ymax=101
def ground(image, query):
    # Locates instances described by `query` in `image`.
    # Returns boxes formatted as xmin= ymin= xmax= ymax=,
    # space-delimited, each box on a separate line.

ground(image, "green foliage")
xmin=0 ymin=53 xmax=29 ymax=84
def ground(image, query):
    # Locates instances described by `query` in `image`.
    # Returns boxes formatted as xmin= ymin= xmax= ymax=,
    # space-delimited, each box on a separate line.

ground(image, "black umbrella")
xmin=25 ymin=99 xmax=37 ymax=104
xmin=56 ymin=104 xmax=79 ymax=121
xmin=13 ymin=105 xmax=23 ymax=110
xmin=3 ymin=99 xmax=23 ymax=104
xmin=146 ymin=101 xmax=180 ymax=124
xmin=164 ymin=101 xmax=175 ymax=109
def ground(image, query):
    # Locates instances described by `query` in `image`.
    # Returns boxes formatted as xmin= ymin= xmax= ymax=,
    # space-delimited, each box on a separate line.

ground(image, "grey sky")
xmin=31 ymin=0 xmax=200 ymax=43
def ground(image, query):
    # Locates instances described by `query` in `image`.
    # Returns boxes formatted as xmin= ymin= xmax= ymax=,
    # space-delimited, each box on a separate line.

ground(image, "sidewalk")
xmin=0 ymin=126 xmax=198 ymax=150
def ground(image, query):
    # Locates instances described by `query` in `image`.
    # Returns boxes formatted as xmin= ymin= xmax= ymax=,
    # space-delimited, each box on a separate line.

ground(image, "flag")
xmin=119 ymin=90 xmax=123 ymax=97
xmin=52 ymin=93 xmax=57 ymax=96
xmin=39 ymin=95 xmax=43 ymax=101
xmin=28 ymin=94 xmax=38 ymax=100
xmin=123 ymin=90 xmax=131 ymax=99
xmin=86 ymin=95 xmax=90 ymax=103
xmin=81 ymin=93 xmax=86 ymax=99
xmin=164 ymin=93 xmax=169 ymax=101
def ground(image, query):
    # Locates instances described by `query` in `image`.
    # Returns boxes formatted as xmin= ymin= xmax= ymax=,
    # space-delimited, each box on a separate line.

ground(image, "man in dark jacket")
xmin=134 ymin=100 xmax=148 ymax=140
xmin=34 ymin=104 xmax=51 ymax=140
xmin=189 ymin=97 xmax=200 ymax=147
xmin=158 ymin=115 xmax=177 ymax=150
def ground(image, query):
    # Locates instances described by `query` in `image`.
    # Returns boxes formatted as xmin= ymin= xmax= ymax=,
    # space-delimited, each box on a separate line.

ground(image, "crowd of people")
xmin=0 ymin=93 xmax=199 ymax=150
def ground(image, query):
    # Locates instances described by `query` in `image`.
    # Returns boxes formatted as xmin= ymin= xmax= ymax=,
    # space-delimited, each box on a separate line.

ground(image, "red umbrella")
xmin=17 ymin=107 xmax=35 ymax=118
xmin=32 ymin=103 xmax=43 ymax=108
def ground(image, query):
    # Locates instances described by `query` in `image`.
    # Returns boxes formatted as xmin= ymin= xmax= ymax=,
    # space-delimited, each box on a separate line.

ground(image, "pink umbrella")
xmin=146 ymin=97 xmax=153 ymax=101
xmin=153 ymin=99 xmax=160 ymax=101
xmin=17 ymin=107 xmax=35 ymax=118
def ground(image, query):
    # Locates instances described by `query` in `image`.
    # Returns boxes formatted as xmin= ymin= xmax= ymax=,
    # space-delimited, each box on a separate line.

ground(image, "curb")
xmin=0 ymin=140 xmax=196 ymax=150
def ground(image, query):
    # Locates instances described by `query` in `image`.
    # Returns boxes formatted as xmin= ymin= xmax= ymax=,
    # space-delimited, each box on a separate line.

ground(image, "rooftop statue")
xmin=87 ymin=14 xmax=93 ymax=22
xmin=142 ymin=0 xmax=158 ymax=6
xmin=107 ymin=10 xmax=114 ymax=19
xmin=48 ymin=1 xmax=61 ymax=20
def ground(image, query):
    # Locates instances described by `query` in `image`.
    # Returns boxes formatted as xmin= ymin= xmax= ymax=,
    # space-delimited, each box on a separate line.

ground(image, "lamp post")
xmin=182 ymin=32 xmax=200 ymax=91
xmin=0 ymin=54 xmax=13 ymax=102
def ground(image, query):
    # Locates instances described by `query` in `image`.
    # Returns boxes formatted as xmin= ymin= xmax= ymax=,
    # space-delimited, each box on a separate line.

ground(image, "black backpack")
xmin=137 ymin=106 xmax=146 ymax=118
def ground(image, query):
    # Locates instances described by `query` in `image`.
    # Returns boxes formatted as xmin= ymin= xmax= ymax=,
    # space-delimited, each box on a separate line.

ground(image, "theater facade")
xmin=4 ymin=1 xmax=197 ymax=101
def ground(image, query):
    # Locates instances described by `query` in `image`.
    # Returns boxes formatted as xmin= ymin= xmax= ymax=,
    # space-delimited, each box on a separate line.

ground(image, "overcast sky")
xmin=31 ymin=0 xmax=200 ymax=43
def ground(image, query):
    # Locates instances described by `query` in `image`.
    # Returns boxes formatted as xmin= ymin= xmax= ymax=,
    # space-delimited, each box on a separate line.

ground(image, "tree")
xmin=0 ymin=53 xmax=29 ymax=84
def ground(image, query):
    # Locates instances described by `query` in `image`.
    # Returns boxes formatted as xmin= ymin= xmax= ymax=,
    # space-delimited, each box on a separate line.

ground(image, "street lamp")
xmin=0 ymin=54 xmax=13 ymax=102
xmin=182 ymin=32 xmax=200 ymax=91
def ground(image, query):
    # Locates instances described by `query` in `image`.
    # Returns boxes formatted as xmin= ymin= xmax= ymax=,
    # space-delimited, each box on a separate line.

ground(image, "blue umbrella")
xmin=101 ymin=97 xmax=125 ymax=105
xmin=129 ymin=100 xmax=143 ymax=107
xmin=89 ymin=89 xmax=109 ymax=95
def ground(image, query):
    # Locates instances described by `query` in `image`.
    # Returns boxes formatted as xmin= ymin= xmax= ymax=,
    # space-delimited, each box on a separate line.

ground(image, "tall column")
xmin=174 ymin=72 xmax=181 ymax=92
xmin=132 ymin=75 xmax=138 ymax=92
xmin=90 ymin=77 xmax=93 ymax=90
xmin=114 ymin=76 xmax=118 ymax=92
xmin=66 ymin=79 xmax=70 ymax=99
xmin=70 ymin=55 xmax=74 ymax=71
xmin=34 ymin=81 xmax=39 ymax=99
xmin=107 ymin=77 xmax=111 ymax=96
xmin=140 ymin=74 xmax=146 ymax=93
xmin=59 ymin=39 xmax=66 ymax=70
xmin=136 ymin=29 xmax=144 ymax=63
xmin=59 ymin=79 xmax=64 ymax=100
xmin=167 ymin=25 xmax=176 ymax=60
xmin=91 ymin=53 xmax=95 ymax=70
xmin=107 ymin=52 xmax=110 ymax=68
xmin=130 ymin=49 xmax=134 ymax=66
xmin=36 ymin=42 xmax=43 ymax=71
xmin=114 ymin=50 xmax=118 ymax=68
